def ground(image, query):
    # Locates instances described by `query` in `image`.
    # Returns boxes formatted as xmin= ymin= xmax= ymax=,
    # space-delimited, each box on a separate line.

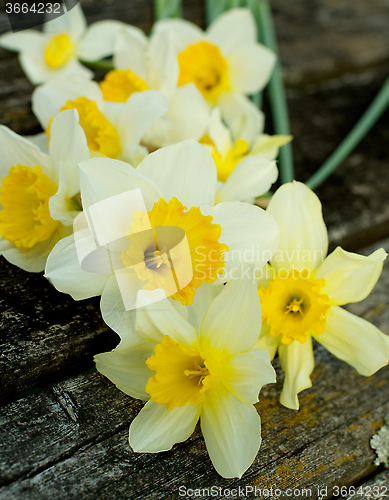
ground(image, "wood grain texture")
xmin=0 ymin=241 xmax=388 ymax=499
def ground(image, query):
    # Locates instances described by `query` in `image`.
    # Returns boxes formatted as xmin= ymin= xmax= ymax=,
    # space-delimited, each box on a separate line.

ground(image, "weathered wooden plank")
xmin=341 ymin=470 xmax=389 ymax=500
xmin=0 ymin=257 xmax=118 ymax=404
xmin=0 ymin=240 xmax=388 ymax=499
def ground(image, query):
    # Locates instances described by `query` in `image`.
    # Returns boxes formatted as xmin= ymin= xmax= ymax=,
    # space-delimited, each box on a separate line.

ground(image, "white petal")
xmin=136 ymin=291 xmax=200 ymax=346
xmin=130 ymin=400 xmax=200 ymax=452
xmin=153 ymin=18 xmax=203 ymax=53
xmin=201 ymin=269 xmax=262 ymax=355
xmin=251 ymin=133 xmax=292 ymax=160
xmin=1 ymin=230 xmax=68 ymax=273
xmin=48 ymin=108 xmax=89 ymax=192
xmin=170 ymin=282 xmax=224 ymax=332
xmin=162 ymin=84 xmax=209 ymax=145
xmin=267 ymin=181 xmax=328 ymax=273
xmin=78 ymin=156 xmax=161 ymax=215
xmin=218 ymin=93 xmax=264 ymax=144
xmin=216 ymin=157 xmax=278 ymax=203
xmin=207 ymin=8 xmax=256 ymax=56
xmin=0 ymin=125 xmax=52 ymax=180
xmin=208 ymin=107 xmax=231 ymax=156
xmin=222 ymin=349 xmax=276 ymax=404
xmin=228 ymin=43 xmax=276 ymax=94
xmin=94 ymin=337 xmax=156 ymax=400
xmin=278 ymin=338 xmax=314 ymax=410
xmin=0 ymin=30 xmax=44 ymax=54
xmin=254 ymin=323 xmax=279 ymax=360
xmin=43 ymin=3 xmax=86 ymax=40
xmin=25 ymin=132 xmax=49 ymax=153
xmin=316 ymin=306 xmax=389 ymax=376
xmin=78 ymin=21 xmax=128 ymax=61
xmin=44 ymin=234 xmax=110 ymax=299
xmin=32 ymin=75 xmax=102 ymax=129
xmin=147 ymin=31 xmax=179 ymax=97
xmin=49 ymin=161 xmax=79 ymax=226
xmin=201 ymin=384 xmax=261 ymax=478
xmin=201 ymin=202 xmax=280 ymax=279
xmin=116 ymin=90 xmax=170 ymax=163
xmin=137 ymin=140 xmax=217 ymax=208
xmin=113 ymin=27 xmax=148 ymax=79
xmin=314 ymin=247 xmax=387 ymax=305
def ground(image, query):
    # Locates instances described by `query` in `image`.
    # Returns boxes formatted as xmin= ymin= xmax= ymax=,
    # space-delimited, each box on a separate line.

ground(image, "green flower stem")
xmin=255 ymin=0 xmax=294 ymax=184
xmin=154 ymin=0 xmax=182 ymax=20
xmin=80 ymin=59 xmax=114 ymax=72
xmin=306 ymin=74 xmax=389 ymax=190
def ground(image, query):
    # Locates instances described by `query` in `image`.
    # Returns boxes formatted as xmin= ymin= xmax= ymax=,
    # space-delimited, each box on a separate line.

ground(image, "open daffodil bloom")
xmin=256 ymin=181 xmax=389 ymax=410
xmin=0 ymin=110 xmax=88 ymax=272
xmin=95 ymin=276 xmax=276 ymax=478
xmin=45 ymin=140 xmax=280 ymax=336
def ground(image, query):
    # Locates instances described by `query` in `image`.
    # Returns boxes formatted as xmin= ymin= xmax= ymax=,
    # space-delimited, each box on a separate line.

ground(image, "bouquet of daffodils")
xmin=1 ymin=1 xmax=388 ymax=479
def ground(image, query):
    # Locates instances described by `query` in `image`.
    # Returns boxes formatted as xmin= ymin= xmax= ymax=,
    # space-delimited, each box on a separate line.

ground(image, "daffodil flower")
xmin=0 ymin=109 xmax=88 ymax=272
xmin=255 ymin=181 xmax=389 ymax=410
xmin=153 ymin=8 xmax=275 ymax=121
xmin=32 ymin=74 xmax=169 ymax=164
xmin=95 ymin=275 xmax=276 ymax=479
xmin=0 ymin=4 xmax=127 ymax=84
xmin=202 ymin=106 xmax=291 ymax=203
xmin=98 ymin=26 xmax=209 ymax=149
xmin=45 ymin=140 xmax=279 ymax=334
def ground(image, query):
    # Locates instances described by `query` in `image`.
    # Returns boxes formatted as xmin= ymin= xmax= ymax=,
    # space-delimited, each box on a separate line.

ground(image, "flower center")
xmin=48 ymin=97 xmax=121 ymax=158
xmin=44 ymin=32 xmax=75 ymax=69
xmin=0 ymin=164 xmax=61 ymax=248
xmin=100 ymin=69 xmax=149 ymax=102
xmin=146 ymin=335 xmax=211 ymax=411
xmin=258 ymin=268 xmax=331 ymax=345
xmin=178 ymin=41 xmax=229 ymax=103
xmin=202 ymin=136 xmax=250 ymax=182
xmin=121 ymin=197 xmax=228 ymax=305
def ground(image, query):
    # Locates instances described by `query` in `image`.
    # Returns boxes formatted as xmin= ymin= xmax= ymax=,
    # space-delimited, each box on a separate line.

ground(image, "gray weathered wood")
xmin=341 ymin=470 xmax=389 ymax=500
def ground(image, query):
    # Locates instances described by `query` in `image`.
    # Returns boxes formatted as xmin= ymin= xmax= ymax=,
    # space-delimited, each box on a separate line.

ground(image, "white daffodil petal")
xmin=222 ymin=350 xmax=276 ymax=404
xmin=95 ymin=338 xmax=156 ymax=400
xmin=113 ymin=27 xmax=148 ymax=79
xmin=208 ymin=107 xmax=231 ymax=156
xmin=130 ymin=400 xmax=200 ymax=452
xmin=137 ymin=140 xmax=217 ymax=208
xmin=25 ymin=132 xmax=49 ymax=153
xmin=1 ymin=229 xmax=69 ymax=273
xmin=153 ymin=18 xmax=203 ymax=53
xmin=201 ymin=271 xmax=262 ymax=355
xmin=117 ymin=90 xmax=170 ymax=163
xmin=19 ymin=52 xmax=54 ymax=85
xmin=32 ymin=75 xmax=102 ymax=129
xmin=49 ymin=161 xmax=79 ymax=225
xmin=201 ymin=384 xmax=261 ymax=479
xmin=78 ymin=20 xmax=127 ymax=61
xmin=317 ymin=306 xmax=389 ymax=376
xmin=0 ymin=125 xmax=52 ymax=179
xmin=0 ymin=30 xmax=44 ymax=54
xmin=254 ymin=323 xmax=279 ymax=360
xmin=78 ymin=157 xmax=161 ymax=213
xmin=136 ymin=291 xmax=200 ymax=346
xmin=148 ymin=31 xmax=179 ymax=98
xmin=201 ymin=202 xmax=280 ymax=278
xmin=251 ymin=134 xmax=292 ymax=161
xmin=170 ymin=282 xmax=224 ymax=332
xmin=278 ymin=338 xmax=314 ymax=410
xmin=268 ymin=181 xmax=328 ymax=273
xmin=218 ymin=93 xmax=264 ymax=144
xmin=217 ymin=157 xmax=278 ymax=203
xmin=229 ymin=43 xmax=276 ymax=94
xmin=43 ymin=3 xmax=86 ymax=39
xmin=314 ymin=247 xmax=387 ymax=305
xmin=48 ymin=109 xmax=89 ymax=193
xmin=163 ymin=84 xmax=209 ymax=145
xmin=45 ymin=234 xmax=111 ymax=299
xmin=207 ymin=8 xmax=256 ymax=56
